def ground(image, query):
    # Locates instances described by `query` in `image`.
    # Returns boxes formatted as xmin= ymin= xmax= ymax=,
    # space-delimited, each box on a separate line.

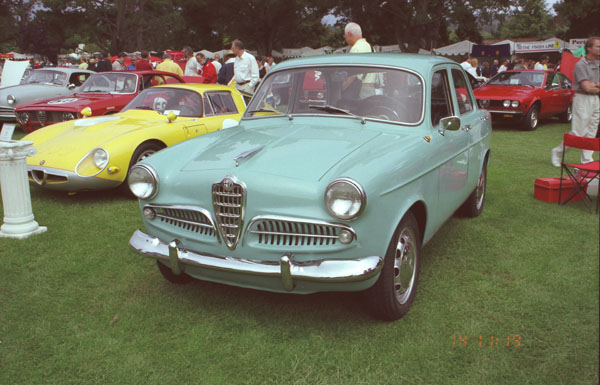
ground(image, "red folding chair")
xmin=558 ymin=133 xmax=600 ymax=213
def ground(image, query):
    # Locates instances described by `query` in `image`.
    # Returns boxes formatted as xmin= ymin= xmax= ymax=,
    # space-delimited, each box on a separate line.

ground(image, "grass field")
xmin=1 ymin=121 xmax=598 ymax=384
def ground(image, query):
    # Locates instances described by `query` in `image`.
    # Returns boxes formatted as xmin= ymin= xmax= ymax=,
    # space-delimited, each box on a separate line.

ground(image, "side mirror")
xmin=80 ymin=107 xmax=92 ymax=117
xmin=167 ymin=111 xmax=177 ymax=123
xmin=438 ymin=116 xmax=460 ymax=136
xmin=68 ymin=83 xmax=76 ymax=90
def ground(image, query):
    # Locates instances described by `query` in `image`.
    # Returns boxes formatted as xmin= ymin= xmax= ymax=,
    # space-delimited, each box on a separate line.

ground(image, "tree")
xmin=498 ymin=0 xmax=555 ymax=39
xmin=553 ymin=0 xmax=600 ymax=38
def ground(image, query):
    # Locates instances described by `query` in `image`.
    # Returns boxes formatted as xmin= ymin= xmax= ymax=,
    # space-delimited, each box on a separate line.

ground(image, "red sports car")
xmin=473 ymin=70 xmax=574 ymax=130
xmin=15 ymin=70 xmax=185 ymax=132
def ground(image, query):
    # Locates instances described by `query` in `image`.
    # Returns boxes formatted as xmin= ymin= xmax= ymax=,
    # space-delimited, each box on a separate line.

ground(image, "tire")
xmin=121 ymin=142 xmax=164 ymax=195
xmin=156 ymin=260 xmax=193 ymax=284
xmin=523 ymin=104 xmax=539 ymax=131
xmin=560 ymin=104 xmax=572 ymax=123
xmin=367 ymin=212 xmax=421 ymax=321
xmin=458 ymin=158 xmax=487 ymax=218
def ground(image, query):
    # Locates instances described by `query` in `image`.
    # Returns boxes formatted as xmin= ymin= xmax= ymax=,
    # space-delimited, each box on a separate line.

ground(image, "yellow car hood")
xmin=26 ymin=109 xmax=175 ymax=170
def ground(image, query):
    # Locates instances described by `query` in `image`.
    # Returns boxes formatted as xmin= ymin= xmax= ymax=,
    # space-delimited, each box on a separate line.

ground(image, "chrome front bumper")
xmin=27 ymin=165 xmax=122 ymax=191
xmin=129 ymin=229 xmax=383 ymax=292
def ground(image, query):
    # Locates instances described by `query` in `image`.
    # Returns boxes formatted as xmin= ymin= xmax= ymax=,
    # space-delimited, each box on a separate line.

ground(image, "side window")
xmin=207 ymin=92 xmax=238 ymax=115
xmin=451 ymin=69 xmax=474 ymax=115
xmin=557 ymin=73 xmax=571 ymax=89
xmin=431 ymin=70 xmax=452 ymax=126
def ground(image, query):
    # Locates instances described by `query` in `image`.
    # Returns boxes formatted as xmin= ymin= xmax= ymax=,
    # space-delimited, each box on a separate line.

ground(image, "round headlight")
xmin=92 ymin=148 xmax=109 ymax=169
xmin=324 ymin=178 xmax=366 ymax=220
xmin=503 ymin=100 xmax=510 ymax=108
xmin=511 ymin=100 xmax=520 ymax=108
xmin=7 ymin=95 xmax=16 ymax=104
xmin=128 ymin=165 xmax=158 ymax=199
xmin=17 ymin=112 xmax=30 ymax=125
xmin=61 ymin=112 xmax=76 ymax=121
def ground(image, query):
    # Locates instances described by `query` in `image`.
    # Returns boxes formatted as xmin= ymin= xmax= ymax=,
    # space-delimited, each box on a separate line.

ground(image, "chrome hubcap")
xmin=476 ymin=167 xmax=486 ymax=209
xmin=393 ymin=229 xmax=417 ymax=304
xmin=530 ymin=110 xmax=538 ymax=128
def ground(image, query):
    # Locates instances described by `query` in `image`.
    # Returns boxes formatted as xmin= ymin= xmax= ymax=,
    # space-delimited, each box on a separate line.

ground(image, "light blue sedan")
xmin=128 ymin=53 xmax=491 ymax=320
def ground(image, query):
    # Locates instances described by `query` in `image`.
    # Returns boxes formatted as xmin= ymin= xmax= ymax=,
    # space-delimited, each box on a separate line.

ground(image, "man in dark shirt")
xmin=95 ymin=52 xmax=112 ymax=72
xmin=217 ymin=50 xmax=236 ymax=85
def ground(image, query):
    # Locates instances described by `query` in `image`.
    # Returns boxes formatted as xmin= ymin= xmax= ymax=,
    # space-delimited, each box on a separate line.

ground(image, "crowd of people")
xmin=460 ymin=54 xmax=557 ymax=79
xmin=73 ymin=41 xmax=276 ymax=94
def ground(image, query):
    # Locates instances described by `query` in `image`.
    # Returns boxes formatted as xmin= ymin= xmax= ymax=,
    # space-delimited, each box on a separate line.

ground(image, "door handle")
xmin=462 ymin=124 xmax=471 ymax=132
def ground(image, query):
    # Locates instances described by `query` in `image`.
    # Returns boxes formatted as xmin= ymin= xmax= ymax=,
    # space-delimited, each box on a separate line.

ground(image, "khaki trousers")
xmin=553 ymin=94 xmax=600 ymax=164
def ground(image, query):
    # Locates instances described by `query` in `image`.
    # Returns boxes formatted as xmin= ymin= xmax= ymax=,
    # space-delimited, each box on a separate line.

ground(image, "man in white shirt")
xmin=460 ymin=57 xmax=478 ymax=77
xmin=498 ymin=59 xmax=509 ymax=73
xmin=212 ymin=54 xmax=222 ymax=74
xmin=183 ymin=46 xmax=200 ymax=76
xmin=112 ymin=53 xmax=127 ymax=71
xmin=231 ymin=39 xmax=259 ymax=94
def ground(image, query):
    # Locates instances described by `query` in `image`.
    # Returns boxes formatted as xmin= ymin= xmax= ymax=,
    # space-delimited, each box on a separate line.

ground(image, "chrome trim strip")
xmin=488 ymin=110 xmax=523 ymax=115
xmin=145 ymin=204 xmax=219 ymax=242
xmin=243 ymin=214 xmax=357 ymax=245
xmin=129 ymin=229 xmax=383 ymax=291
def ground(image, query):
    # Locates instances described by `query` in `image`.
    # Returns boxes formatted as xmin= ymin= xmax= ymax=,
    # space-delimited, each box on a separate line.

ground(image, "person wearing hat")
xmin=217 ymin=49 xmax=236 ymax=85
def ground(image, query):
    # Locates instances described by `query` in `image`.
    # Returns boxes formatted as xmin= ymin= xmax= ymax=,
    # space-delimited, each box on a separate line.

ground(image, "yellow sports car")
xmin=24 ymin=83 xmax=245 ymax=191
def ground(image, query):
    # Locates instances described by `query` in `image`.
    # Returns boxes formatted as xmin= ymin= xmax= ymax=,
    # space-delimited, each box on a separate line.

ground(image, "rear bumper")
xmin=129 ymin=229 xmax=384 ymax=292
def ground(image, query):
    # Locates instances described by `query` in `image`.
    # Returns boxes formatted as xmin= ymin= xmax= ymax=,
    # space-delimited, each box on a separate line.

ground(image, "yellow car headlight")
xmin=75 ymin=148 xmax=109 ymax=177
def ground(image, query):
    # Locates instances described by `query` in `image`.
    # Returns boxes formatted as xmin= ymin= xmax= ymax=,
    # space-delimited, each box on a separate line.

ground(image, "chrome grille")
xmin=212 ymin=177 xmax=245 ymax=250
xmin=149 ymin=205 xmax=217 ymax=238
xmin=247 ymin=216 xmax=355 ymax=247
xmin=37 ymin=111 xmax=47 ymax=126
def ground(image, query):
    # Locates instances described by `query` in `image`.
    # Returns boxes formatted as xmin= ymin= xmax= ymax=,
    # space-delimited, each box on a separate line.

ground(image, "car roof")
xmin=151 ymin=83 xmax=238 ymax=93
xmin=34 ymin=67 xmax=95 ymax=75
xmin=271 ymin=53 xmax=458 ymax=72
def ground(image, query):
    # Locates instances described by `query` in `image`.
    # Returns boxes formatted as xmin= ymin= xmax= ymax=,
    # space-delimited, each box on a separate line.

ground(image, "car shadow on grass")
xmin=30 ymin=184 xmax=135 ymax=204
xmin=140 ymin=269 xmax=380 ymax=324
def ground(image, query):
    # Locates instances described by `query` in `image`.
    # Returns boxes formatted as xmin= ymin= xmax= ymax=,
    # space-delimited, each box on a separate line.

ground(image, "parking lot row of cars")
xmin=2 ymin=55 xmax=574 ymax=320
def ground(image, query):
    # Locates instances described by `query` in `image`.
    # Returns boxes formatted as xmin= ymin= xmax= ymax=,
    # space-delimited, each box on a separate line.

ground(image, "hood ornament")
xmin=234 ymin=145 xmax=264 ymax=167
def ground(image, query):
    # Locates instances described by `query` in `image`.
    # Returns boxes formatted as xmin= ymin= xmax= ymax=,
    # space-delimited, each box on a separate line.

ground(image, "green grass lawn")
xmin=1 ymin=121 xmax=598 ymax=385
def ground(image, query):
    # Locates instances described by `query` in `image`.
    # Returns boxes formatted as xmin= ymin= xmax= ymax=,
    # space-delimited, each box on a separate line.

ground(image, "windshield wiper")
xmin=134 ymin=106 xmax=154 ymax=110
xmin=309 ymin=104 xmax=365 ymax=123
xmin=247 ymin=107 xmax=281 ymax=115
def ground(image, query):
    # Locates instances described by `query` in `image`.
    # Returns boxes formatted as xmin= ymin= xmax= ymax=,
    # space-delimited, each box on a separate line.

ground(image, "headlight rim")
xmin=128 ymin=164 xmax=159 ymax=200
xmin=324 ymin=177 xmax=366 ymax=221
xmin=75 ymin=147 xmax=110 ymax=177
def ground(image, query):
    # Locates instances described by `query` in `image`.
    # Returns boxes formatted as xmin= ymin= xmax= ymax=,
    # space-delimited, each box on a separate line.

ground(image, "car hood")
xmin=17 ymin=93 xmax=121 ymax=110
xmin=180 ymin=118 xmax=386 ymax=181
xmin=27 ymin=110 xmax=175 ymax=164
xmin=474 ymin=84 xmax=537 ymax=99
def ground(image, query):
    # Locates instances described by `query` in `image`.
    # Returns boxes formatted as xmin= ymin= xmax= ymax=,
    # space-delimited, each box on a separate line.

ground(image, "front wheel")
xmin=523 ymin=104 xmax=539 ymax=131
xmin=366 ymin=212 xmax=421 ymax=321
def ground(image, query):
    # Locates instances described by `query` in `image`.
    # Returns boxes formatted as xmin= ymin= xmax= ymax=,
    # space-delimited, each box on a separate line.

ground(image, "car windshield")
xmin=487 ymin=71 xmax=545 ymax=87
xmin=22 ymin=70 xmax=68 ymax=86
xmin=80 ymin=73 xmax=138 ymax=93
xmin=246 ymin=66 xmax=423 ymax=124
xmin=121 ymin=87 xmax=203 ymax=117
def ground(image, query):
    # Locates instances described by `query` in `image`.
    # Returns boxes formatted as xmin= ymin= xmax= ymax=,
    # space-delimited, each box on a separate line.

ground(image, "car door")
xmin=430 ymin=67 xmax=471 ymax=220
xmin=542 ymin=72 xmax=562 ymax=116
xmin=556 ymin=73 xmax=574 ymax=111
xmin=201 ymin=91 xmax=241 ymax=134
xmin=450 ymin=67 xmax=488 ymax=195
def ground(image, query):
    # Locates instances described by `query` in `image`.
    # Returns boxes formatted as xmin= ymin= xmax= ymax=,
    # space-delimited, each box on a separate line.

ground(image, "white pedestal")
xmin=0 ymin=139 xmax=47 ymax=239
